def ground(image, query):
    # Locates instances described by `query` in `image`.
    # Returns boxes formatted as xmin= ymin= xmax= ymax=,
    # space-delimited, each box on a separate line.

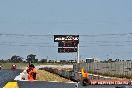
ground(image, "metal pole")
xmin=77 ymin=43 xmax=80 ymax=63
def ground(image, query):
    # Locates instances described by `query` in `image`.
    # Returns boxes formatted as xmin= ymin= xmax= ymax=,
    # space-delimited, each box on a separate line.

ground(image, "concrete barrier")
xmin=14 ymin=69 xmax=28 ymax=81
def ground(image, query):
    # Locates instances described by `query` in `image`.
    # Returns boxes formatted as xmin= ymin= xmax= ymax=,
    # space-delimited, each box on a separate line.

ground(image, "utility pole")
xmin=77 ymin=43 xmax=80 ymax=63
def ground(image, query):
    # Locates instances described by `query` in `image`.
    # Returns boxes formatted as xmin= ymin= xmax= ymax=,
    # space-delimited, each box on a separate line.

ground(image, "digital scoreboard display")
xmin=54 ymin=35 xmax=79 ymax=42
xmin=54 ymin=35 xmax=79 ymax=53
xmin=58 ymin=41 xmax=78 ymax=47
xmin=58 ymin=48 xmax=77 ymax=53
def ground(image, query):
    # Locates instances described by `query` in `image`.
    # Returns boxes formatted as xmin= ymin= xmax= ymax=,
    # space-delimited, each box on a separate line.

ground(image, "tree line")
xmin=0 ymin=54 xmax=76 ymax=64
xmin=0 ymin=54 xmax=38 ymax=63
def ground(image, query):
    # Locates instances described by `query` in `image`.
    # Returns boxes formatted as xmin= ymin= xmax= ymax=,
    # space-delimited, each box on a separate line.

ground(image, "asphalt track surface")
xmin=18 ymin=81 xmax=75 ymax=88
xmin=0 ymin=69 xmax=22 ymax=88
xmin=0 ymin=70 xmax=131 ymax=88
xmin=18 ymin=81 xmax=131 ymax=88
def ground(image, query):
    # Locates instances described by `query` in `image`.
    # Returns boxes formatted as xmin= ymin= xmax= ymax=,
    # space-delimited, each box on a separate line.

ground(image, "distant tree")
xmin=101 ymin=60 xmax=108 ymax=63
xmin=26 ymin=54 xmax=38 ymax=63
xmin=40 ymin=59 xmax=47 ymax=63
xmin=60 ymin=60 xmax=67 ymax=63
xmin=115 ymin=59 xmax=120 ymax=62
xmin=10 ymin=55 xmax=23 ymax=63
xmin=23 ymin=61 xmax=27 ymax=63
xmin=48 ymin=60 xmax=55 ymax=63
xmin=69 ymin=60 xmax=75 ymax=63
xmin=0 ymin=59 xmax=5 ymax=63
xmin=108 ymin=59 xmax=113 ymax=62
xmin=126 ymin=60 xmax=131 ymax=62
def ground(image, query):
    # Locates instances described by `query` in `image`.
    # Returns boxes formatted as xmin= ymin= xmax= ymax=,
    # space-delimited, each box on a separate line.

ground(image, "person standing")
xmin=81 ymin=68 xmax=91 ymax=86
xmin=27 ymin=64 xmax=37 ymax=80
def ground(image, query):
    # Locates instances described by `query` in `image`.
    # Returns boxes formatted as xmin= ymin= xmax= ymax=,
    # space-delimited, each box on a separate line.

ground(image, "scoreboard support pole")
xmin=77 ymin=43 xmax=80 ymax=63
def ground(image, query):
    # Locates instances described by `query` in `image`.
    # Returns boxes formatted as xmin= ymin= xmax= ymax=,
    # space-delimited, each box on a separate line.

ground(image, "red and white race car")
xmin=11 ymin=64 xmax=16 ymax=70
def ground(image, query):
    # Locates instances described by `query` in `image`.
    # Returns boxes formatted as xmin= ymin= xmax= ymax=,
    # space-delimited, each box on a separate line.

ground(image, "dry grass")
xmin=0 ymin=63 xmax=72 ymax=69
xmin=0 ymin=63 xmax=28 ymax=69
xmin=37 ymin=70 xmax=72 ymax=82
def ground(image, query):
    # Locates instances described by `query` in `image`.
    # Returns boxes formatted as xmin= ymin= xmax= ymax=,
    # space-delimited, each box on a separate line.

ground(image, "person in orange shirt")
xmin=81 ymin=68 xmax=89 ymax=78
xmin=32 ymin=66 xmax=37 ymax=80
xmin=81 ymin=68 xmax=91 ymax=86
xmin=27 ymin=64 xmax=37 ymax=81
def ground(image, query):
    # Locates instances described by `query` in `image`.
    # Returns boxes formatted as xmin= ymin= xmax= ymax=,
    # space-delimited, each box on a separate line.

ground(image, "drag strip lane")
xmin=18 ymin=81 xmax=131 ymax=88
xmin=18 ymin=81 xmax=75 ymax=88
xmin=0 ymin=69 xmax=22 ymax=88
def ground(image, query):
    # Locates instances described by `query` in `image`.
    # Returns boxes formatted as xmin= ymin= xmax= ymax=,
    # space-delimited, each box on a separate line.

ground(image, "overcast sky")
xmin=0 ymin=0 xmax=132 ymax=60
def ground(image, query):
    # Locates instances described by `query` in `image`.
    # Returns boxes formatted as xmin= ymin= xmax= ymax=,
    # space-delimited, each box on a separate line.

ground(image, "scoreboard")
xmin=58 ymin=41 xmax=78 ymax=47
xmin=58 ymin=48 xmax=77 ymax=53
xmin=54 ymin=35 xmax=79 ymax=42
xmin=54 ymin=35 xmax=79 ymax=53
